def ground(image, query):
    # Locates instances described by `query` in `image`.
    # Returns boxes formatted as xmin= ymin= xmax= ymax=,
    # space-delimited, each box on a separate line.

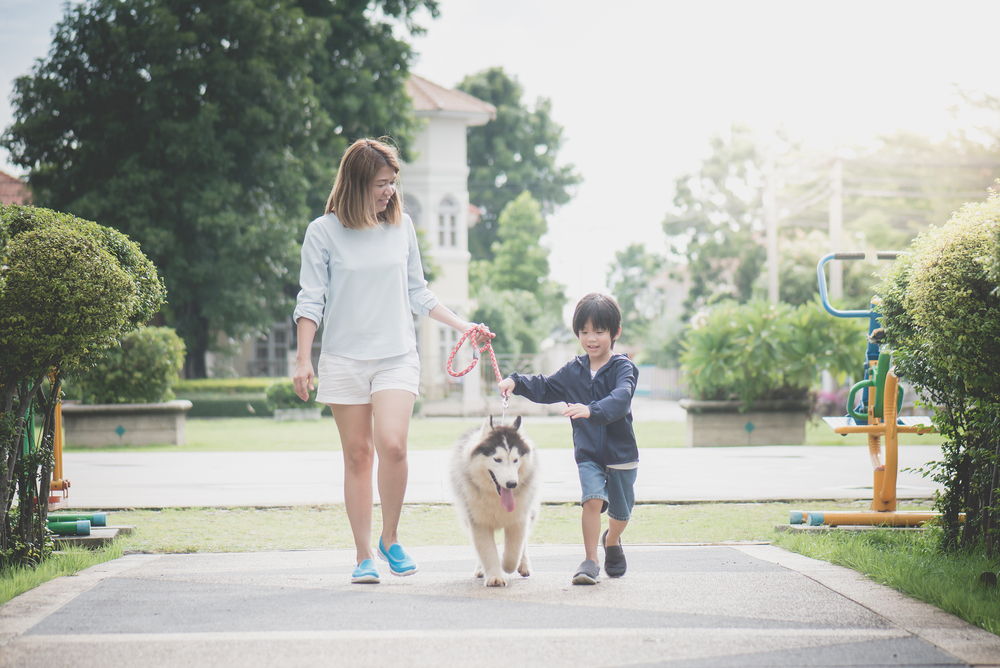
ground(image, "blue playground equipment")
xmin=791 ymin=251 xmax=939 ymax=528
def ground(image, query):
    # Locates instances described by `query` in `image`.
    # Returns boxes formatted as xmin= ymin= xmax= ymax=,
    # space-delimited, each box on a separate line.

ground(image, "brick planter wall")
xmin=679 ymin=399 xmax=811 ymax=447
xmin=61 ymin=400 xmax=193 ymax=447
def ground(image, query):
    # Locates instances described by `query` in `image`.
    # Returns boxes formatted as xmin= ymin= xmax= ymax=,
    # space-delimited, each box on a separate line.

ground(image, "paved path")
xmin=61 ymin=444 xmax=944 ymax=508
xmin=7 ymin=403 xmax=995 ymax=667
xmin=2 ymin=544 xmax=998 ymax=667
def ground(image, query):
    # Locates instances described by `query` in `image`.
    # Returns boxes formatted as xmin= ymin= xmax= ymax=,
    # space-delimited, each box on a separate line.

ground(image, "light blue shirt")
xmin=293 ymin=212 xmax=439 ymax=360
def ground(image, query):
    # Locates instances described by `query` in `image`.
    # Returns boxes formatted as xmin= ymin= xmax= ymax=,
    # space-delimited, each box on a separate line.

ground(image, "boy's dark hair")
xmin=572 ymin=293 xmax=622 ymax=344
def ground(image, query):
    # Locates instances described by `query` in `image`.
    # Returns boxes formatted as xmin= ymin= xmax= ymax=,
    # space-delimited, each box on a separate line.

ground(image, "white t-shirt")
xmin=293 ymin=212 xmax=438 ymax=360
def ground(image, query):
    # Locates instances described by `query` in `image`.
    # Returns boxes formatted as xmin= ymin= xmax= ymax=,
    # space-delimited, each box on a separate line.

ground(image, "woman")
xmin=293 ymin=138 xmax=489 ymax=583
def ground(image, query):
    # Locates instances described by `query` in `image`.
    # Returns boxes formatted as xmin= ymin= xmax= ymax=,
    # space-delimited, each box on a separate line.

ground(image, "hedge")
xmin=72 ymin=326 xmax=186 ymax=404
xmin=878 ymin=190 xmax=1000 ymax=555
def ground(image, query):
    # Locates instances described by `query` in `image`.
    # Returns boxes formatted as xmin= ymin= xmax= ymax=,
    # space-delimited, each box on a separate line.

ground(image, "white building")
xmin=403 ymin=74 xmax=495 ymax=400
xmin=218 ymin=75 xmax=495 ymax=403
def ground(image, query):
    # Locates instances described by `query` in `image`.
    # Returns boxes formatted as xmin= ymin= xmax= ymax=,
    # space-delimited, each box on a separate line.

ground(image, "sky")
xmin=3 ymin=0 xmax=1000 ymax=299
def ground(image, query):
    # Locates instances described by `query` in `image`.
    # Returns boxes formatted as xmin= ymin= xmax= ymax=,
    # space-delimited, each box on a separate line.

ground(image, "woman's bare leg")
xmin=371 ymin=390 xmax=415 ymax=546
xmin=331 ymin=403 xmax=375 ymax=563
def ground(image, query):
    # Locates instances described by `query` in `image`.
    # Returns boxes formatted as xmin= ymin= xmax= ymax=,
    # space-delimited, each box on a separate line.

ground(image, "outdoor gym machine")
xmin=790 ymin=251 xmax=939 ymax=528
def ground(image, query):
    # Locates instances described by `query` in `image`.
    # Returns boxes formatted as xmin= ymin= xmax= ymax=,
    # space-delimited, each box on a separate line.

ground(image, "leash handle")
xmin=446 ymin=324 xmax=502 ymax=384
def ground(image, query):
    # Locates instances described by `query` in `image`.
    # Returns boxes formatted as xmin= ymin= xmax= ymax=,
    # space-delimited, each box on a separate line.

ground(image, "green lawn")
xmin=65 ymin=416 xmax=942 ymax=452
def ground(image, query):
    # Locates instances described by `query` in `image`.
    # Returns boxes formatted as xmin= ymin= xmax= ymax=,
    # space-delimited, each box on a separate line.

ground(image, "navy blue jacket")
xmin=509 ymin=353 xmax=639 ymax=467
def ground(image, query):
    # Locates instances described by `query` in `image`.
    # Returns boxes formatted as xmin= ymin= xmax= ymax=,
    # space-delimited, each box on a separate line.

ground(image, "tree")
xmin=457 ymin=67 xmax=581 ymax=260
xmin=662 ymin=125 xmax=768 ymax=317
xmin=470 ymin=192 xmax=565 ymax=356
xmin=1 ymin=0 xmax=436 ymax=376
xmin=294 ymin=0 xmax=437 ymax=211
xmin=606 ymin=243 xmax=667 ymax=342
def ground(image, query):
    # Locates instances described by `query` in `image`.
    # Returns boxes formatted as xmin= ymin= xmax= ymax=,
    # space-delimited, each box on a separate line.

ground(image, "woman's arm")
xmin=293 ymin=317 xmax=318 ymax=401
xmin=428 ymin=304 xmax=474 ymax=333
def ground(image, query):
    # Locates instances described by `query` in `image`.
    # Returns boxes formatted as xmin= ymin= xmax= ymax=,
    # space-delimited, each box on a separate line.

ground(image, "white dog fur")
xmin=450 ymin=416 xmax=540 ymax=587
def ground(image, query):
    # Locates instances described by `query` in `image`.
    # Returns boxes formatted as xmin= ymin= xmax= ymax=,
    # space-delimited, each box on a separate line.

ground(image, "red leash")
xmin=446 ymin=324 xmax=503 ymax=383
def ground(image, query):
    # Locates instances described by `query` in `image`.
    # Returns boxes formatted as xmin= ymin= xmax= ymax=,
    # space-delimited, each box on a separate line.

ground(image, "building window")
xmin=437 ymin=196 xmax=459 ymax=248
xmin=249 ymin=322 xmax=293 ymax=377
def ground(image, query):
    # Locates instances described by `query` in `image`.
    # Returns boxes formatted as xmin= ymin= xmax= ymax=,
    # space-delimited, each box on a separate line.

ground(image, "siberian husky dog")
xmin=450 ymin=416 xmax=540 ymax=587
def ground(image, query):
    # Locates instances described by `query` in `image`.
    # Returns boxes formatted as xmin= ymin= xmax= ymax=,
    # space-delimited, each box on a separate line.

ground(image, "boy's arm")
xmin=587 ymin=362 xmax=638 ymax=425
xmin=506 ymin=364 xmax=572 ymax=404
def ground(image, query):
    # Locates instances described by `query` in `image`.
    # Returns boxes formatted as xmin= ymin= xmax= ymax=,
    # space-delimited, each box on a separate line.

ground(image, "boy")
xmin=498 ymin=293 xmax=638 ymax=585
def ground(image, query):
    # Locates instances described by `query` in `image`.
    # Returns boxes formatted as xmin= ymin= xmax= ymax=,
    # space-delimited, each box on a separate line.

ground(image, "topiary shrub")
xmin=72 ymin=326 xmax=185 ymax=404
xmin=878 ymin=191 xmax=1000 ymax=555
xmin=0 ymin=203 xmax=164 ymax=568
xmin=680 ymin=299 xmax=861 ymax=407
xmin=0 ymin=226 xmax=133 ymax=385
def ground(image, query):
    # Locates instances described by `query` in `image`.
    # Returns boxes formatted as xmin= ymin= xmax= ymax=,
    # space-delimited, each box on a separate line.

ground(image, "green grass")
xmin=104 ymin=501 xmax=800 ymax=554
xmin=65 ymin=416 xmax=942 ymax=452
xmin=0 ymin=543 xmax=123 ymax=605
xmin=775 ymin=527 xmax=1000 ymax=635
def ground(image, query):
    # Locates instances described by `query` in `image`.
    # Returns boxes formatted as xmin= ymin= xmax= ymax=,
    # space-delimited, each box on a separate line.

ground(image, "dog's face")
xmin=471 ymin=416 xmax=529 ymax=513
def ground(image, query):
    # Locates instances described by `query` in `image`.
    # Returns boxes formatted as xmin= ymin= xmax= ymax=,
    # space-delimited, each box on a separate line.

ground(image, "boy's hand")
xmin=498 ymin=377 xmax=515 ymax=398
xmin=563 ymin=403 xmax=591 ymax=419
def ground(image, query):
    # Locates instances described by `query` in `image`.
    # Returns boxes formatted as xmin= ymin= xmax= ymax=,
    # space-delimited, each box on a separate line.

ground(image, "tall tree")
xmin=457 ymin=67 xmax=581 ymax=260
xmin=470 ymin=192 xmax=565 ymax=356
xmin=606 ymin=243 xmax=666 ymax=341
xmin=1 ymin=0 xmax=436 ymax=376
xmin=662 ymin=125 xmax=767 ymax=316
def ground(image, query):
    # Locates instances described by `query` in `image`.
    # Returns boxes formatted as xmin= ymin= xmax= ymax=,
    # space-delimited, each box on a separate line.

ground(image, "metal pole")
xmin=765 ymin=155 xmax=779 ymax=304
xmin=829 ymin=156 xmax=844 ymax=300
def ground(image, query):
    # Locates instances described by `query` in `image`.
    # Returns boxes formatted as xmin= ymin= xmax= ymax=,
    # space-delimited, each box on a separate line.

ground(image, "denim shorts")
xmin=577 ymin=460 xmax=638 ymax=522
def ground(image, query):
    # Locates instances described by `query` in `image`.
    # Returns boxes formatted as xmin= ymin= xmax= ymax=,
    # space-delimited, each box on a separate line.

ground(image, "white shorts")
xmin=315 ymin=350 xmax=420 ymax=405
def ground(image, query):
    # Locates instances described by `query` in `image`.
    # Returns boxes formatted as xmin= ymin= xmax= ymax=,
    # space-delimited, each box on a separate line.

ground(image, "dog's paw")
xmin=517 ymin=556 xmax=531 ymax=577
xmin=474 ymin=565 xmax=484 ymax=578
xmin=484 ymin=572 xmax=509 ymax=587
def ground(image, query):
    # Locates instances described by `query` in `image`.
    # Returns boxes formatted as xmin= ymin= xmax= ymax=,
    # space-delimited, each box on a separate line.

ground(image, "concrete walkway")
xmin=3 ymin=402 xmax=998 ymax=667
xmin=3 ymin=544 xmax=999 ymax=667
xmin=60 ymin=444 xmax=944 ymax=508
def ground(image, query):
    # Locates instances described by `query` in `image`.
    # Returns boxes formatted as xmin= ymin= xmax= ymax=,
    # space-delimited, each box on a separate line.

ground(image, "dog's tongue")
xmin=499 ymin=488 xmax=516 ymax=512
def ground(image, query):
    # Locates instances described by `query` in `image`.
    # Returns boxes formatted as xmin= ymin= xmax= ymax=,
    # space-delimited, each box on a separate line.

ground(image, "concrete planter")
xmin=61 ymin=400 xmax=193 ymax=447
xmin=678 ymin=398 xmax=811 ymax=447
xmin=272 ymin=407 xmax=324 ymax=421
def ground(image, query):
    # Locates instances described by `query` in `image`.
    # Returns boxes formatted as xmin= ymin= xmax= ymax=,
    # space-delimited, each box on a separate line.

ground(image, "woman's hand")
xmin=293 ymin=359 xmax=315 ymax=401
xmin=467 ymin=322 xmax=494 ymax=346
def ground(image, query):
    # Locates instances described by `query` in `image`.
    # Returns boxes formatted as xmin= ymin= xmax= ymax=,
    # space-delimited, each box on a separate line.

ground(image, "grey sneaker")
xmin=602 ymin=529 xmax=627 ymax=578
xmin=572 ymin=559 xmax=600 ymax=585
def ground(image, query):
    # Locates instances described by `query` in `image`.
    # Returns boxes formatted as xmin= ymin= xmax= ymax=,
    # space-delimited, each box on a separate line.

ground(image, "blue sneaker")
xmin=351 ymin=558 xmax=380 ymax=584
xmin=377 ymin=537 xmax=417 ymax=576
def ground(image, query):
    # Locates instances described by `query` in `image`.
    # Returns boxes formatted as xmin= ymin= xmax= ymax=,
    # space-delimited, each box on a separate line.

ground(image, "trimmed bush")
xmin=0 ymin=203 xmax=164 ymax=568
xmin=265 ymin=380 xmax=317 ymax=410
xmin=680 ymin=299 xmax=861 ymax=407
xmin=0 ymin=226 xmax=132 ymax=384
xmin=173 ymin=377 xmax=284 ymax=394
xmin=878 ymin=191 xmax=1000 ymax=555
xmin=181 ymin=395 xmax=273 ymax=418
xmin=72 ymin=326 xmax=185 ymax=404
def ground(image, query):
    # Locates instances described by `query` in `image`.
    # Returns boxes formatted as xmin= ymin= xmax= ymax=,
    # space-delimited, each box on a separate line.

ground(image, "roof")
xmin=406 ymin=74 xmax=496 ymax=122
xmin=0 ymin=170 xmax=31 ymax=205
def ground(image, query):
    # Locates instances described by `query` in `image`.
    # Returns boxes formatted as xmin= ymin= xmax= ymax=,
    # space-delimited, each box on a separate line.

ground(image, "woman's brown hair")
xmin=325 ymin=138 xmax=403 ymax=228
